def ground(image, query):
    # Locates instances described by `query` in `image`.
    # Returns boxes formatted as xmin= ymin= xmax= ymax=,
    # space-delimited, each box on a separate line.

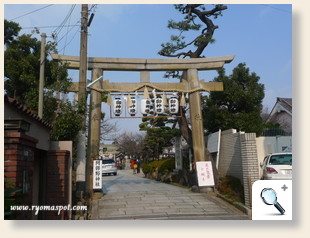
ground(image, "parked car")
xmin=102 ymin=158 xmax=117 ymax=176
xmin=260 ymin=152 xmax=292 ymax=180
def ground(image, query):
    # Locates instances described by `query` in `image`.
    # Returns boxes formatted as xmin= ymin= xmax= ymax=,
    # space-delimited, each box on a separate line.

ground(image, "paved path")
xmin=91 ymin=169 xmax=248 ymax=220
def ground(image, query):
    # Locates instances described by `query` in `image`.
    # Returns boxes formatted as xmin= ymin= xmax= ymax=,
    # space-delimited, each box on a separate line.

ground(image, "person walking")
xmin=136 ymin=159 xmax=141 ymax=174
xmin=133 ymin=160 xmax=137 ymax=174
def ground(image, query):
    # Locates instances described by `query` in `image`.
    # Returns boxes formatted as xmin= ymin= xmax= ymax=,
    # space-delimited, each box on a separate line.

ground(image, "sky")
xmin=3 ymin=3 xmax=292 ymax=137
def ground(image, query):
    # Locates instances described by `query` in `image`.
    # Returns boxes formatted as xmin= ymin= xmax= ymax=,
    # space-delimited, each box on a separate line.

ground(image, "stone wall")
xmin=240 ymin=133 xmax=260 ymax=207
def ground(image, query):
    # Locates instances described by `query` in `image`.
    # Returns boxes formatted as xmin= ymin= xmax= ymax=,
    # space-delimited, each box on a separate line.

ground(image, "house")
xmin=267 ymin=97 xmax=292 ymax=135
xmin=4 ymin=95 xmax=72 ymax=220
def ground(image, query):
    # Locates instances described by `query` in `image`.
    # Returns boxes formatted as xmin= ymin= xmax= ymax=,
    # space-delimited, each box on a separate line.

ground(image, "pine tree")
xmin=202 ymin=63 xmax=265 ymax=135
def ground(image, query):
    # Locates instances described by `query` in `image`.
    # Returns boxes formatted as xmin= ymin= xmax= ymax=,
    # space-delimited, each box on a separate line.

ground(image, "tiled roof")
xmin=277 ymin=97 xmax=292 ymax=113
xmin=4 ymin=94 xmax=53 ymax=129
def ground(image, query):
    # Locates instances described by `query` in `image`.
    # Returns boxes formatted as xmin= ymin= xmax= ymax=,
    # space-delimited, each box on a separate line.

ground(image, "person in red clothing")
xmin=131 ymin=159 xmax=135 ymax=169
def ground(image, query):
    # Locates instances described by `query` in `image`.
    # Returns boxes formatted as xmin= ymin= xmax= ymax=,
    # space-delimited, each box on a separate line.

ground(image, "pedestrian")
xmin=133 ymin=160 xmax=137 ymax=174
xmin=136 ymin=159 xmax=141 ymax=174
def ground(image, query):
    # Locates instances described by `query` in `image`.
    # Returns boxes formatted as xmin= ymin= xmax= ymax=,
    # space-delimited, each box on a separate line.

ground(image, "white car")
xmin=260 ymin=153 xmax=292 ymax=180
xmin=102 ymin=159 xmax=117 ymax=176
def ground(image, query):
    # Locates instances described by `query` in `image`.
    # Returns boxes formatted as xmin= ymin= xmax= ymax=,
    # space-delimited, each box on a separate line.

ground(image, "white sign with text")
xmin=196 ymin=161 xmax=215 ymax=187
xmin=93 ymin=160 xmax=102 ymax=190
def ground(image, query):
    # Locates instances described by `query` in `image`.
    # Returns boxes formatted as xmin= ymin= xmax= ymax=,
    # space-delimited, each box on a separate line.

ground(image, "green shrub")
xmin=218 ymin=176 xmax=244 ymax=203
xmin=141 ymin=162 xmax=152 ymax=174
xmin=142 ymin=158 xmax=175 ymax=175
xmin=158 ymin=158 xmax=175 ymax=174
xmin=4 ymin=181 xmax=22 ymax=219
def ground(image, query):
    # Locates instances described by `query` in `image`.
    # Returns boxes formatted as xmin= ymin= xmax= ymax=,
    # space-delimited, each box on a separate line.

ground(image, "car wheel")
xmin=113 ymin=172 xmax=117 ymax=176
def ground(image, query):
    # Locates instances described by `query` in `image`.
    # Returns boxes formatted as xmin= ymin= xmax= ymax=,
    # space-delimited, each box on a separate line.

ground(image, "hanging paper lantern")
xmin=113 ymin=97 xmax=122 ymax=116
xmin=141 ymin=99 xmax=153 ymax=116
xmin=169 ymin=96 xmax=179 ymax=114
xmin=128 ymin=96 xmax=137 ymax=116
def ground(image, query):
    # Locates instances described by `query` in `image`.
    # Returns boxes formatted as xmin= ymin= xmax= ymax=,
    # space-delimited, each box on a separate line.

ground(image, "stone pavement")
xmin=91 ymin=169 xmax=249 ymax=220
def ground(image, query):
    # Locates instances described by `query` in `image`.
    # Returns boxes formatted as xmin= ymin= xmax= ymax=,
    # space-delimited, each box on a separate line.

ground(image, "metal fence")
xmin=260 ymin=128 xmax=291 ymax=137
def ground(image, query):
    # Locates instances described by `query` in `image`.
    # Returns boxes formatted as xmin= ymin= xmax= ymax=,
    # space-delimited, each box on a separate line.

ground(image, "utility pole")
xmin=76 ymin=4 xmax=88 ymax=198
xmin=78 ymin=4 xmax=88 ymax=109
xmin=86 ymin=68 xmax=103 ymax=196
xmin=38 ymin=33 xmax=46 ymax=118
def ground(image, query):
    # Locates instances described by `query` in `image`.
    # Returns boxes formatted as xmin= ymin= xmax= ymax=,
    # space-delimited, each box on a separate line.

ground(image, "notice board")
xmin=196 ymin=161 xmax=215 ymax=187
xmin=93 ymin=160 xmax=102 ymax=190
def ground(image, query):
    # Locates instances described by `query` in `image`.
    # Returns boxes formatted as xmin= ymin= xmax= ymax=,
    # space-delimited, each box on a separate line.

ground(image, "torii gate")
xmin=51 ymin=53 xmax=234 ymax=193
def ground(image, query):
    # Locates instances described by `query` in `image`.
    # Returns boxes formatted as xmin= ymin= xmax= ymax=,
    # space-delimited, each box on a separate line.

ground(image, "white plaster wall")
xmin=256 ymin=136 xmax=292 ymax=177
xmin=5 ymin=104 xmax=51 ymax=150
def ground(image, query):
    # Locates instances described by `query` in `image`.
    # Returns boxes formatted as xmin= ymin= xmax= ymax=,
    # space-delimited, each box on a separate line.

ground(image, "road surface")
xmin=91 ymin=169 xmax=249 ymax=220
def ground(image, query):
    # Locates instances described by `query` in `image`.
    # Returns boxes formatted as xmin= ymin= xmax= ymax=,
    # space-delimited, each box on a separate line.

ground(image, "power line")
xmin=48 ymin=5 xmax=78 ymax=54
xmin=55 ymin=20 xmax=80 ymax=43
xmin=21 ymin=25 xmax=79 ymax=29
xmin=89 ymin=4 xmax=98 ymax=14
xmin=261 ymin=4 xmax=291 ymax=14
xmin=62 ymin=6 xmax=75 ymax=54
xmin=58 ymin=28 xmax=80 ymax=53
xmin=10 ymin=4 xmax=54 ymax=21
xmin=53 ymin=5 xmax=76 ymax=37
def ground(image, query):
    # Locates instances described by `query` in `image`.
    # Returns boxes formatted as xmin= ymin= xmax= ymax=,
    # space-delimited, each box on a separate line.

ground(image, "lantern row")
xmin=113 ymin=96 xmax=180 ymax=117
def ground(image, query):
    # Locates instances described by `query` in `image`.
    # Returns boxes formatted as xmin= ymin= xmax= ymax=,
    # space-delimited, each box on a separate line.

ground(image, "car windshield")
xmin=102 ymin=159 xmax=115 ymax=164
xmin=268 ymin=154 xmax=292 ymax=165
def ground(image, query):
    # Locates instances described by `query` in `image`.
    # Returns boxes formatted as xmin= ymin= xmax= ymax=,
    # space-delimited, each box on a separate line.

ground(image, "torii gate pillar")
xmin=188 ymin=68 xmax=206 ymax=164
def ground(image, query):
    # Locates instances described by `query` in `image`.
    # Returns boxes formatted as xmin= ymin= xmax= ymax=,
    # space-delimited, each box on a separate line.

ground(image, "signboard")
xmin=175 ymin=136 xmax=182 ymax=170
xmin=93 ymin=160 xmax=102 ymax=190
xmin=196 ymin=161 xmax=215 ymax=187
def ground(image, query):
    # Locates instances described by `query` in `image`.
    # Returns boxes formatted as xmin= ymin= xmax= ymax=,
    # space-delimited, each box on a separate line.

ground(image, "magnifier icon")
xmin=261 ymin=188 xmax=285 ymax=215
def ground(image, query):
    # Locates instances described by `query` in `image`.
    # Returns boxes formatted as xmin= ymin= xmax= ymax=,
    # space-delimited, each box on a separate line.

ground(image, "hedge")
xmin=142 ymin=158 xmax=175 ymax=175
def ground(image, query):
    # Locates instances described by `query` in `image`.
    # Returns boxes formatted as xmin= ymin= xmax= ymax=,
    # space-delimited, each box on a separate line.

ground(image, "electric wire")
xmin=53 ymin=5 xmax=76 ymax=38
xmin=21 ymin=25 xmax=79 ymax=30
xmin=62 ymin=6 xmax=74 ymax=54
xmin=10 ymin=4 xmax=54 ymax=21
xmin=56 ymin=20 xmax=79 ymax=43
xmin=58 ymin=26 xmax=80 ymax=53
xmin=260 ymin=4 xmax=291 ymax=14
xmin=50 ymin=5 xmax=79 ymax=54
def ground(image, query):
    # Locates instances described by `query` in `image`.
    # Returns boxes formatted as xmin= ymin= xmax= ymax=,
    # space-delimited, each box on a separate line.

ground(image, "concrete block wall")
xmin=218 ymin=129 xmax=244 ymax=183
xmin=45 ymin=150 xmax=70 ymax=220
xmin=240 ymin=133 xmax=260 ymax=207
xmin=215 ymin=129 xmax=260 ymax=208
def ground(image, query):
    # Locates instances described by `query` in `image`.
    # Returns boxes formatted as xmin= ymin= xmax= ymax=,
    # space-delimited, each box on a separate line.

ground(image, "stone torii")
xmin=51 ymin=53 xmax=234 ymax=192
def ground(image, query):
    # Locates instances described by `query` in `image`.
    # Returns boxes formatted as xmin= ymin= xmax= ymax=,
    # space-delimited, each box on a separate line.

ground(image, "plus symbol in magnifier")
xmin=281 ymin=184 xmax=288 ymax=191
